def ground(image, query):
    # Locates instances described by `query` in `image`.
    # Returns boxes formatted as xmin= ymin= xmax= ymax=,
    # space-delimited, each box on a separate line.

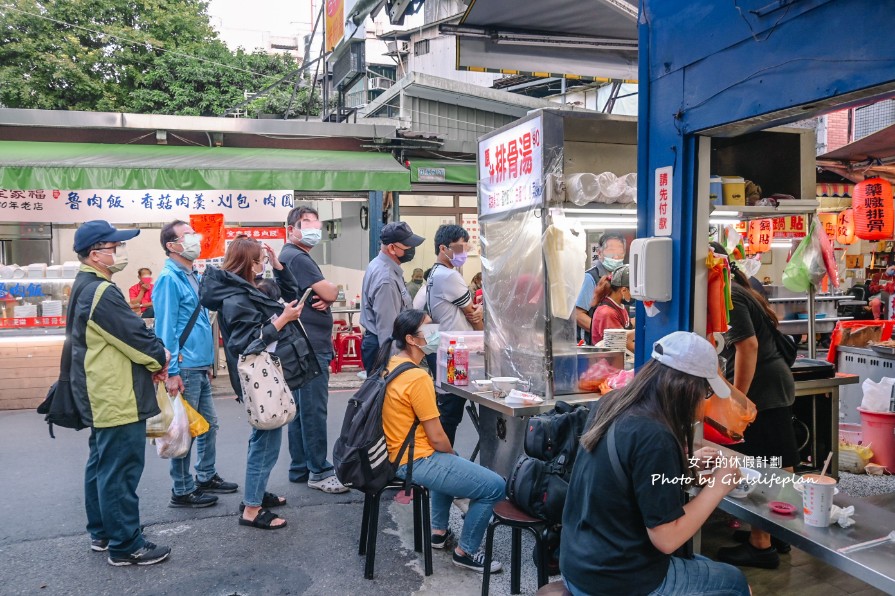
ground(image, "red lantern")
xmin=852 ymin=177 xmax=894 ymax=240
xmin=818 ymin=213 xmax=837 ymax=242
xmin=746 ymin=218 xmax=772 ymax=253
xmin=836 ymin=209 xmax=856 ymax=245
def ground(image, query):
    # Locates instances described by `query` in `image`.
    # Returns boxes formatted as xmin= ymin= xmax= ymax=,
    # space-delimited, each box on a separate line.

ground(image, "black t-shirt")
xmin=560 ymin=412 xmax=687 ymax=595
xmin=279 ymin=243 xmax=334 ymax=355
xmin=720 ymin=285 xmax=795 ymax=411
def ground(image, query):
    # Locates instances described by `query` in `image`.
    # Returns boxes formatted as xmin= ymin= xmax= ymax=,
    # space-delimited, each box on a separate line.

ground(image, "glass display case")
xmin=0 ymin=277 xmax=74 ymax=336
xmin=478 ymin=109 xmax=636 ymax=399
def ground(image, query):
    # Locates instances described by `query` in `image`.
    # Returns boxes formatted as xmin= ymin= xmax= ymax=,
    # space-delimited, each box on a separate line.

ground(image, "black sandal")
xmin=238 ymin=508 xmax=287 ymax=530
xmin=238 ymin=492 xmax=286 ymax=512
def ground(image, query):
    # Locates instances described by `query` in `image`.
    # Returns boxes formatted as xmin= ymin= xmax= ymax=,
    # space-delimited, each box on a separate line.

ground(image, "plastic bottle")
xmin=446 ymin=340 xmax=457 ymax=385
xmin=354 ymin=294 xmax=361 ymax=309
xmin=454 ymin=337 xmax=469 ymax=386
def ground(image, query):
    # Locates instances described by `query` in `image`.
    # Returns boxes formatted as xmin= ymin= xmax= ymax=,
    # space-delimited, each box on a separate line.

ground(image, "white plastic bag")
xmin=861 ymin=377 xmax=895 ymax=412
xmin=155 ymin=395 xmax=191 ymax=459
xmin=146 ymin=383 xmax=174 ymax=439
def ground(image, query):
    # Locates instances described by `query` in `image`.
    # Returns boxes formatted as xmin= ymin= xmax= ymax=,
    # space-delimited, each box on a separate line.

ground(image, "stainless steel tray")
xmin=870 ymin=344 xmax=895 ymax=356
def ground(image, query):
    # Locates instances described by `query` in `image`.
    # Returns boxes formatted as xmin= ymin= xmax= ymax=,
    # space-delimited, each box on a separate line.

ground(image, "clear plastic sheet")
xmin=543 ymin=212 xmax=586 ymax=319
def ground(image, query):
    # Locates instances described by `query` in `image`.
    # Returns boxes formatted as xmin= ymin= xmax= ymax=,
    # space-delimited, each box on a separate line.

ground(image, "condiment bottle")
xmin=446 ymin=340 xmax=457 ymax=384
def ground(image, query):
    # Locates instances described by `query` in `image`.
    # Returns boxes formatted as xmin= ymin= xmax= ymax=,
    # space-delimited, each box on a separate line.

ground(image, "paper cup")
xmin=800 ymin=474 xmax=837 ymax=527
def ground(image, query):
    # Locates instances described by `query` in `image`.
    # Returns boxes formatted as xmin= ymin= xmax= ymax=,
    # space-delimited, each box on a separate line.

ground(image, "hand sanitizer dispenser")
xmin=629 ymin=237 xmax=673 ymax=302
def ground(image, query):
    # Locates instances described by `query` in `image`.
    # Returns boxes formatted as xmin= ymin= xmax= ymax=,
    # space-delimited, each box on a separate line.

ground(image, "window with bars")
xmin=855 ymin=100 xmax=895 ymax=140
xmin=414 ymin=39 xmax=430 ymax=56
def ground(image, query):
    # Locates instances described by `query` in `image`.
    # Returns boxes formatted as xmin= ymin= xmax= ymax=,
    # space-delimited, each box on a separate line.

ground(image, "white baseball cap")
xmin=651 ymin=331 xmax=731 ymax=398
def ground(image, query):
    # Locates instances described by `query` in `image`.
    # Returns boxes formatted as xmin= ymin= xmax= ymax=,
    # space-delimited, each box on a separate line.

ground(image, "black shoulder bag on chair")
xmin=37 ymin=279 xmax=102 ymax=437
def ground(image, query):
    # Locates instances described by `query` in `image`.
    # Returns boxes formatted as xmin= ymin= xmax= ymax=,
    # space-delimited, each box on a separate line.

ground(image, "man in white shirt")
xmin=426 ymin=224 xmax=482 ymax=445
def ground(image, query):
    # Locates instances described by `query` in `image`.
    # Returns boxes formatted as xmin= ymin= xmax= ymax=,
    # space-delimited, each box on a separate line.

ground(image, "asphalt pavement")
xmin=0 ymin=383 xmax=544 ymax=596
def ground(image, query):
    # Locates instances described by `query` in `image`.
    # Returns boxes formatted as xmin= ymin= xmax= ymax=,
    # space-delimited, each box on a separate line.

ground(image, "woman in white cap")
xmin=560 ymin=331 xmax=750 ymax=596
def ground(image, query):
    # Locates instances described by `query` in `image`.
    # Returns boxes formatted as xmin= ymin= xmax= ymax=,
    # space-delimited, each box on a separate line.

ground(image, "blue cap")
xmin=73 ymin=220 xmax=140 ymax=252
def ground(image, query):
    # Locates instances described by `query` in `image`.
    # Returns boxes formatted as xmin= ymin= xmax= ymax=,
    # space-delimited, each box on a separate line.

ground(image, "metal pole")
xmin=808 ymin=283 xmax=817 ymax=359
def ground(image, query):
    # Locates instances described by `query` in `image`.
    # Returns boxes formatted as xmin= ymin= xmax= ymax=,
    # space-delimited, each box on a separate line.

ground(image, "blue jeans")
xmin=288 ymin=352 xmax=334 ymax=482
xmin=361 ymin=332 xmax=380 ymax=374
xmin=565 ymin=555 xmax=749 ymax=596
xmin=397 ymin=451 xmax=505 ymax=554
xmin=85 ymin=420 xmax=147 ymax=558
xmin=244 ymin=426 xmax=283 ymax=507
xmin=170 ymin=369 xmax=219 ymax=496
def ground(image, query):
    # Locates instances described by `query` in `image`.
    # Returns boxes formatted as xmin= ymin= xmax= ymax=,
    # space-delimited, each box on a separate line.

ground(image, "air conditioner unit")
xmin=369 ymin=77 xmax=394 ymax=91
xmin=332 ymin=40 xmax=366 ymax=91
xmin=385 ymin=40 xmax=409 ymax=55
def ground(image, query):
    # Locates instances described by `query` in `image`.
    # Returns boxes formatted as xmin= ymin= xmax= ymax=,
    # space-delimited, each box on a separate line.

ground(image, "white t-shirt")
xmin=426 ymin=264 xmax=473 ymax=332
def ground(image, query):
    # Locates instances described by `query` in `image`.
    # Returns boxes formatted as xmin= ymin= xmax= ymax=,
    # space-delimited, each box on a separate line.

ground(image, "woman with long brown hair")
xmin=560 ymin=332 xmax=749 ymax=596
xmin=711 ymin=241 xmax=797 ymax=569
xmin=200 ymin=238 xmax=320 ymax=530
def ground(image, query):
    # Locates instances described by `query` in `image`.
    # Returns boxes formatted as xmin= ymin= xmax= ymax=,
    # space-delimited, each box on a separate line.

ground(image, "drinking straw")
xmin=819 ymin=451 xmax=833 ymax=478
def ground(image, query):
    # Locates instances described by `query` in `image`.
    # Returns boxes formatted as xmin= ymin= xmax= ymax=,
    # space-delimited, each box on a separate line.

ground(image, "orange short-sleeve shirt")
xmin=381 ymin=355 xmax=442 ymax=466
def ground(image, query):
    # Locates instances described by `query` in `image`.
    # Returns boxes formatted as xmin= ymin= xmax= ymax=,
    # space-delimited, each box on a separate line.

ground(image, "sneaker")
xmin=307 ymin=476 xmax=349 ymax=494
xmin=107 ymin=541 xmax=171 ymax=566
xmin=91 ymin=538 xmax=109 ymax=552
xmin=196 ymin=474 xmax=238 ymax=494
xmin=732 ymin=529 xmax=791 ymax=554
xmin=431 ymin=529 xmax=455 ymax=550
xmin=717 ymin=542 xmax=780 ymax=570
xmin=452 ymin=550 xmax=503 ymax=574
xmin=169 ymin=490 xmax=218 ymax=508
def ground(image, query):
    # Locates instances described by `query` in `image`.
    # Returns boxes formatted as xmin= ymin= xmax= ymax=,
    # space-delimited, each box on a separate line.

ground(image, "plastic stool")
xmin=333 ymin=332 xmax=364 ymax=373
xmin=482 ymin=500 xmax=549 ymax=596
xmin=358 ymin=481 xmax=433 ymax=579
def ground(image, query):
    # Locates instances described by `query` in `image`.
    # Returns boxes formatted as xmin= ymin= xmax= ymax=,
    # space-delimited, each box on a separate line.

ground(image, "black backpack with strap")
xmin=333 ymin=362 xmax=421 ymax=494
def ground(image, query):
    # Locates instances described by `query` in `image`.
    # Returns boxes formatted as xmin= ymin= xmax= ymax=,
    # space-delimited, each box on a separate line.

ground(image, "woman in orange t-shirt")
xmin=379 ymin=309 xmax=505 ymax=574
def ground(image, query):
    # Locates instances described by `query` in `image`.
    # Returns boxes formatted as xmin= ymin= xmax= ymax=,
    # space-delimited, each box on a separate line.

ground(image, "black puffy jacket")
xmin=199 ymin=266 xmax=321 ymax=395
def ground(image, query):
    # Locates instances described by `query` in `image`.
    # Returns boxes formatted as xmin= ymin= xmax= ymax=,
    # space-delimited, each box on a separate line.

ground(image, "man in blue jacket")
xmin=154 ymin=220 xmax=237 ymax=508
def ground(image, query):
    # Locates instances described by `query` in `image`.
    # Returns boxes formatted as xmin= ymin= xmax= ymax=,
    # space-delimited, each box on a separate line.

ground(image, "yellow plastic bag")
xmin=146 ymin=384 xmax=174 ymax=438
xmin=179 ymin=395 xmax=210 ymax=438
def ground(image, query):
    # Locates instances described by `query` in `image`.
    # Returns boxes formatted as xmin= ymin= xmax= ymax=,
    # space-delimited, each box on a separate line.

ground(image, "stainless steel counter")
xmin=793 ymin=374 xmax=859 ymax=477
xmin=438 ymin=382 xmax=601 ymax=477
xmin=702 ymin=442 xmax=895 ymax=594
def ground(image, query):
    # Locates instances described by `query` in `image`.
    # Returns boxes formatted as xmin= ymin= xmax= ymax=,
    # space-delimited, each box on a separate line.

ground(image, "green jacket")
xmin=70 ymin=266 xmax=167 ymax=428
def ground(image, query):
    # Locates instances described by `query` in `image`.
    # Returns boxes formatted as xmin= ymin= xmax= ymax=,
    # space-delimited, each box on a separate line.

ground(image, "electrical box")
xmin=630 ymin=237 xmax=673 ymax=302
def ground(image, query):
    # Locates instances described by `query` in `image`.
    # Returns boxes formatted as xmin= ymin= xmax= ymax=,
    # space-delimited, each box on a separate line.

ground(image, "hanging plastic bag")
xmin=155 ymin=395 xmax=191 ymax=459
xmin=703 ymin=390 xmax=757 ymax=443
xmin=860 ymin=377 xmax=895 ymax=412
xmin=542 ymin=215 xmax=586 ymax=318
xmin=812 ymin=215 xmax=840 ymax=289
xmin=782 ymin=227 xmax=815 ymax=292
xmin=146 ymin=384 xmax=174 ymax=439
xmin=180 ymin=396 xmax=210 ymax=438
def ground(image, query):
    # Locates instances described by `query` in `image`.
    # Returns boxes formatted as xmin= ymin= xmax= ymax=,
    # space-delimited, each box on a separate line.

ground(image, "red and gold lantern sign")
xmin=853 ymin=177 xmax=894 ymax=240
xmin=818 ymin=213 xmax=837 ymax=242
xmin=836 ymin=209 xmax=856 ymax=245
xmin=746 ymin=218 xmax=772 ymax=253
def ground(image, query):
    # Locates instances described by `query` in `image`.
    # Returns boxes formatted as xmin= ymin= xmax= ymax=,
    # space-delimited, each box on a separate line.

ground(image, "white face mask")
xmin=176 ymin=233 xmax=202 ymax=261
xmin=97 ymin=245 xmax=129 ymax=273
xmin=298 ymin=227 xmax=322 ymax=247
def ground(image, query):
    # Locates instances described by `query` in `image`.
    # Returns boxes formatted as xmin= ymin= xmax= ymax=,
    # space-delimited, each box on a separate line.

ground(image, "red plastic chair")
xmin=332 ymin=332 xmax=364 ymax=373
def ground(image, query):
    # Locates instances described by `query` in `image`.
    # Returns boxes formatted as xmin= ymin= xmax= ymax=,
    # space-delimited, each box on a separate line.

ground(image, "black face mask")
xmin=398 ymin=247 xmax=415 ymax=263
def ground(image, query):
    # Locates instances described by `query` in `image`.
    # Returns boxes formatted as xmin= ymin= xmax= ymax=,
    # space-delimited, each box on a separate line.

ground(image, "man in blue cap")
xmin=69 ymin=220 xmax=172 ymax=566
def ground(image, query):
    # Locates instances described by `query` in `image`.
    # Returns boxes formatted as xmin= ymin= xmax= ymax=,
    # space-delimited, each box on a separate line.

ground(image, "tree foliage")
xmin=0 ymin=0 xmax=314 ymax=117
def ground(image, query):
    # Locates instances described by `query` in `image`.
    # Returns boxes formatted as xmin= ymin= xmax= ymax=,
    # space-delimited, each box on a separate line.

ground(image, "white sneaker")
xmin=308 ymin=476 xmax=349 ymax=494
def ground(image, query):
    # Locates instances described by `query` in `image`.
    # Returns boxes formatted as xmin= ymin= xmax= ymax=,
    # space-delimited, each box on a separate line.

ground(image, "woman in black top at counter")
xmin=711 ymin=242 xmax=798 ymax=570
xmin=560 ymin=331 xmax=749 ymax=596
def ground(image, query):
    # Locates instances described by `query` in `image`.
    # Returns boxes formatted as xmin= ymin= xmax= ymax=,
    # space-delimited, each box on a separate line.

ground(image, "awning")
xmin=0 ymin=141 xmax=411 ymax=191
xmin=450 ymin=0 xmax=638 ymax=81
xmin=817 ymin=123 xmax=895 ymax=183
xmin=409 ymin=159 xmax=476 ymax=185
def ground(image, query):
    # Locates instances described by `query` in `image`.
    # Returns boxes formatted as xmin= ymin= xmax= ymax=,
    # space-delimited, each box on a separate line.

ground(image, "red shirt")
xmin=128 ymin=282 xmax=153 ymax=313
xmin=590 ymin=298 xmax=630 ymax=345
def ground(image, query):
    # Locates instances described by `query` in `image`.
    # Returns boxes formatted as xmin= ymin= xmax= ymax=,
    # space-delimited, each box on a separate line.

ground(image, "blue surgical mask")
xmin=602 ymin=256 xmax=624 ymax=272
xmin=417 ymin=324 xmax=441 ymax=355
xmin=298 ymin=227 xmax=322 ymax=247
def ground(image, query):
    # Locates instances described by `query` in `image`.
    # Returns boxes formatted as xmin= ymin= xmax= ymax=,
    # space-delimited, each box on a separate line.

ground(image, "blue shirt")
xmin=152 ymin=258 xmax=214 ymax=374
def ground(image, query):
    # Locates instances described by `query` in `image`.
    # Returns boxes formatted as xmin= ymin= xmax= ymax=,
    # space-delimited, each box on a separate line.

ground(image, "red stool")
xmin=333 ymin=332 xmax=364 ymax=373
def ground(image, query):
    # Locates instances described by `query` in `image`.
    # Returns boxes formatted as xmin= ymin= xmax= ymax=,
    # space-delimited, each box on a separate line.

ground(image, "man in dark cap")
xmin=359 ymin=221 xmax=425 ymax=372
xmin=67 ymin=220 xmax=172 ymax=566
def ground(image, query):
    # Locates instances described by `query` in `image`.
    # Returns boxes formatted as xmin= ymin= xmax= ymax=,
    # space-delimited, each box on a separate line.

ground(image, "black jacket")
xmin=199 ymin=266 xmax=321 ymax=395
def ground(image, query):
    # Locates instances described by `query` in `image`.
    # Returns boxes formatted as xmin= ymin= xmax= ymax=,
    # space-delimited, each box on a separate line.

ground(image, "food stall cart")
xmin=440 ymin=109 xmax=634 ymax=476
